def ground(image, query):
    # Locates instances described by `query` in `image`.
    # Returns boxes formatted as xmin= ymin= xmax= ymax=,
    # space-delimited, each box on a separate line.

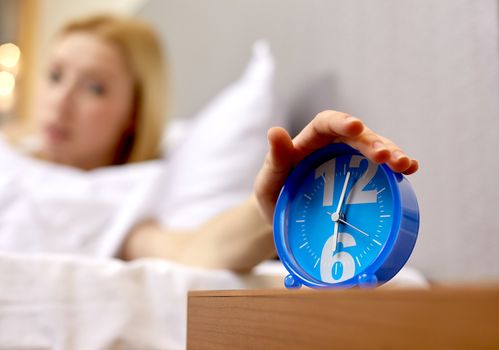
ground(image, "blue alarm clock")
xmin=273 ymin=143 xmax=419 ymax=289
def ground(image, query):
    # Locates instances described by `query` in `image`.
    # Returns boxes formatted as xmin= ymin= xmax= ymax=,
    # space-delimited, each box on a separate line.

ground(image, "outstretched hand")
xmin=254 ymin=110 xmax=419 ymax=223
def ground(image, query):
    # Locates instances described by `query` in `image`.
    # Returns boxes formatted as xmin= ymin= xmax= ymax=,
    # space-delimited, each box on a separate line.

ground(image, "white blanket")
xmin=0 ymin=253 xmax=287 ymax=350
xmin=0 ymin=252 xmax=427 ymax=350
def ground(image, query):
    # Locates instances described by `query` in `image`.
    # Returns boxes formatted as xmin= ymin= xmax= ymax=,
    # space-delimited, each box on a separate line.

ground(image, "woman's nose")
xmin=48 ymin=82 xmax=75 ymax=121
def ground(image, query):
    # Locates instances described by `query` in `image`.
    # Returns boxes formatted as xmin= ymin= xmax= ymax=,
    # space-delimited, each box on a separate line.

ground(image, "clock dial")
xmin=287 ymin=155 xmax=394 ymax=284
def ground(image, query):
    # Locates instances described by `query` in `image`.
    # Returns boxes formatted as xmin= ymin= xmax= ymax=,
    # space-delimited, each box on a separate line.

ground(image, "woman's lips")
xmin=44 ymin=124 xmax=71 ymax=143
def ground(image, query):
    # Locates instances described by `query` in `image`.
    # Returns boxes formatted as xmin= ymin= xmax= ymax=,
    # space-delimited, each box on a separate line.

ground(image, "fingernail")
xmin=372 ymin=141 xmax=386 ymax=150
xmin=346 ymin=116 xmax=360 ymax=124
xmin=393 ymin=150 xmax=407 ymax=160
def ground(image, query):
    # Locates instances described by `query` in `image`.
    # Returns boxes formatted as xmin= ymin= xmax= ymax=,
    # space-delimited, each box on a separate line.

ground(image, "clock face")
xmin=286 ymin=154 xmax=395 ymax=285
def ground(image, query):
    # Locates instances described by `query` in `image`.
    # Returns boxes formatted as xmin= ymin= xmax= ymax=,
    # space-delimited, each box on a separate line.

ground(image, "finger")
xmin=402 ymin=159 xmax=419 ymax=175
xmin=254 ymin=127 xmax=295 ymax=222
xmin=389 ymin=149 xmax=412 ymax=173
xmin=266 ymin=127 xmax=295 ymax=173
xmin=375 ymin=136 xmax=415 ymax=173
xmin=292 ymin=110 xmax=364 ymax=162
xmin=334 ymin=126 xmax=393 ymax=165
xmin=340 ymin=130 xmax=417 ymax=174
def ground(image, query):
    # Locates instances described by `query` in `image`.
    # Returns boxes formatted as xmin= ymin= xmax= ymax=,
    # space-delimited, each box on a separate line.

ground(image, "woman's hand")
xmin=123 ymin=110 xmax=418 ymax=271
xmin=254 ymin=110 xmax=419 ymax=223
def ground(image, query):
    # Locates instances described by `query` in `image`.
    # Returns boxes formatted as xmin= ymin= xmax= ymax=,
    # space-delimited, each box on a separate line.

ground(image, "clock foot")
xmin=357 ymin=273 xmax=378 ymax=288
xmin=284 ymin=274 xmax=302 ymax=289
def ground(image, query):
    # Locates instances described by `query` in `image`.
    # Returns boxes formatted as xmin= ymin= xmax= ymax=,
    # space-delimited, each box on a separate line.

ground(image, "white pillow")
xmin=0 ymin=132 xmax=168 ymax=257
xmin=159 ymin=40 xmax=285 ymax=229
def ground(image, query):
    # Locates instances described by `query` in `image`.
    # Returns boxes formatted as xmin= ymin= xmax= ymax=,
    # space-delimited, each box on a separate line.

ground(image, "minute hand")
xmin=335 ymin=171 xmax=351 ymax=214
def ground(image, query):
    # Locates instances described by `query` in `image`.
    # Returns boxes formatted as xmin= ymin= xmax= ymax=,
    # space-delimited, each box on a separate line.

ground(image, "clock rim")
xmin=273 ymin=143 xmax=419 ymax=288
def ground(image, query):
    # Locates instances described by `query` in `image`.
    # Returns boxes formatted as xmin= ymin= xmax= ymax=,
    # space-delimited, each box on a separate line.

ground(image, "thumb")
xmin=254 ymin=127 xmax=295 ymax=223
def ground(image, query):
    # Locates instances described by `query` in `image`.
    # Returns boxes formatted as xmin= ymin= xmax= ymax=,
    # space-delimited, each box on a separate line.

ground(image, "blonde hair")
xmin=59 ymin=14 xmax=169 ymax=164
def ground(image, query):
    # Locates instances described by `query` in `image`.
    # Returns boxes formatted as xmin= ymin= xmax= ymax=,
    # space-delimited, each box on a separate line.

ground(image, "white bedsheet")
xmin=0 ymin=251 xmax=427 ymax=350
xmin=0 ymin=253 xmax=285 ymax=350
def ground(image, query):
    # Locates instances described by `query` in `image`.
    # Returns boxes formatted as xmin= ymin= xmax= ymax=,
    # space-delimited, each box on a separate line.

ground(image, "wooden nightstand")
xmin=187 ymin=285 xmax=499 ymax=349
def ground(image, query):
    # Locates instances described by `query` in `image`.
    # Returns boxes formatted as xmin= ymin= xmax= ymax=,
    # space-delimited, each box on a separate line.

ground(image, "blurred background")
xmin=1 ymin=0 xmax=498 ymax=283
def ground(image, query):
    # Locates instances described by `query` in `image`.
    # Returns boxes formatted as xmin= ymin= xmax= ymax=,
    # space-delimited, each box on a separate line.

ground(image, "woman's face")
xmin=36 ymin=32 xmax=135 ymax=170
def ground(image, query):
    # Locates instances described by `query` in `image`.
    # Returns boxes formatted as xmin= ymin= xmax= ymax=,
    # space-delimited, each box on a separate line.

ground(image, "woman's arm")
xmin=120 ymin=194 xmax=274 ymax=272
xmin=120 ymin=110 xmax=419 ymax=271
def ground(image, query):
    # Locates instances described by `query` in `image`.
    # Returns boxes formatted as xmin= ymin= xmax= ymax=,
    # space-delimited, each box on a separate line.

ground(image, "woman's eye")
xmin=48 ymin=70 xmax=62 ymax=83
xmin=87 ymin=82 xmax=106 ymax=96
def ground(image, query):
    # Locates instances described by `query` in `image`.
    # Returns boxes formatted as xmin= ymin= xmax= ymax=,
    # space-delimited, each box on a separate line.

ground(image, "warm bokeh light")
xmin=0 ymin=71 xmax=15 ymax=96
xmin=0 ymin=43 xmax=21 ymax=68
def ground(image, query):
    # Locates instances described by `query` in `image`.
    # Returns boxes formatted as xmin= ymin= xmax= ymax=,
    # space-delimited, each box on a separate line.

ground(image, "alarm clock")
xmin=273 ymin=143 xmax=419 ymax=289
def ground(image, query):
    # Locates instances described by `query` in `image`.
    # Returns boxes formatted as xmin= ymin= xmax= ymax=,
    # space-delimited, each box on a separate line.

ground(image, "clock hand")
xmin=332 ymin=171 xmax=351 ymax=251
xmin=335 ymin=171 xmax=351 ymax=215
xmin=331 ymin=220 xmax=339 ymax=255
xmin=337 ymin=218 xmax=370 ymax=237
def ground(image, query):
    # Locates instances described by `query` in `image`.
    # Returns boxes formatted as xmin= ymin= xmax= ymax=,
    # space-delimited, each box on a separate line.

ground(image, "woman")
xmin=2 ymin=15 xmax=418 ymax=271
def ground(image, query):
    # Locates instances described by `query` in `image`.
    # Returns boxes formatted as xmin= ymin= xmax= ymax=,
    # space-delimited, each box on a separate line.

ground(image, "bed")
xmin=0 ymin=41 xmax=429 ymax=349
